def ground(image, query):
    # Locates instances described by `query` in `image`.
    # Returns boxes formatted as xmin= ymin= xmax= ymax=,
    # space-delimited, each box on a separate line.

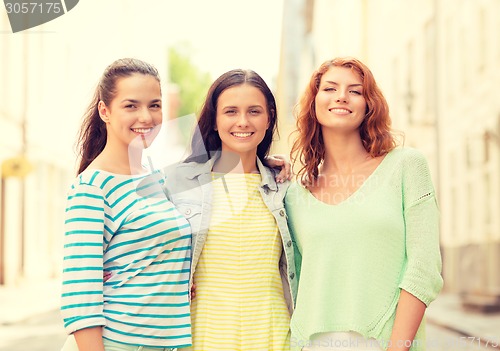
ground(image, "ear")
xmin=98 ymin=101 xmax=110 ymax=123
xmin=267 ymin=110 xmax=274 ymax=129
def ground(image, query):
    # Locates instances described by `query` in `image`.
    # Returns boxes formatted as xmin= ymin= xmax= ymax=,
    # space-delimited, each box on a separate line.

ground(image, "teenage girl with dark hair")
xmin=61 ymin=58 xmax=192 ymax=351
xmin=165 ymin=69 xmax=297 ymax=350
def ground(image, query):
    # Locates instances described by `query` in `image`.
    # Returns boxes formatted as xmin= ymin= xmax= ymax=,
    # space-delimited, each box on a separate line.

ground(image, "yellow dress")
xmin=186 ymin=173 xmax=290 ymax=351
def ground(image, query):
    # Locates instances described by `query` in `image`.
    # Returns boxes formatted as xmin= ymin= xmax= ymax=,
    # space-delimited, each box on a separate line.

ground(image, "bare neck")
xmin=321 ymin=130 xmax=370 ymax=174
xmin=90 ymin=142 xmax=145 ymax=175
xmin=213 ymin=151 xmax=259 ymax=174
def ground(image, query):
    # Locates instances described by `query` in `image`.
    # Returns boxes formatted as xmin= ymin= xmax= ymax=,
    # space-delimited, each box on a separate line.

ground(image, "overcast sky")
xmin=1 ymin=1 xmax=285 ymax=166
xmin=60 ymin=0 xmax=284 ymax=85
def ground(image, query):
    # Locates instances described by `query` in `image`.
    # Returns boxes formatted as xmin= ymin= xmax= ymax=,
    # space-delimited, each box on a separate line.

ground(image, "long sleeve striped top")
xmin=60 ymin=169 xmax=192 ymax=348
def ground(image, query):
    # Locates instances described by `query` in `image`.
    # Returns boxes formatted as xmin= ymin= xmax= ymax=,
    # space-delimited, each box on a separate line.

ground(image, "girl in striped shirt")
xmin=60 ymin=58 xmax=192 ymax=351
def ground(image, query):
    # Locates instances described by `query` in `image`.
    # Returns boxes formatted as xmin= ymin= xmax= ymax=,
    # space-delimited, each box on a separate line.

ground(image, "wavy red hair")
xmin=291 ymin=57 xmax=397 ymax=185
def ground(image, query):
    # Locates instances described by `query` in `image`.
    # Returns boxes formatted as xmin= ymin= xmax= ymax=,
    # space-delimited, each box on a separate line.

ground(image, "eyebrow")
xmin=120 ymin=98 xmax=162 ymax=103
xmin=323 ymin=81 xmax=363 ymax=88
xmin=222 ymin=105 xmax=264 ymax=109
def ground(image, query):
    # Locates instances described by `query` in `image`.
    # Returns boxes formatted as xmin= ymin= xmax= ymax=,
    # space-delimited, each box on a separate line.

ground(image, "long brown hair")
xmin=76 ymin=58 xmax=160 ymax=175
xmin=291 ymin=57 xmax=397 ymax=185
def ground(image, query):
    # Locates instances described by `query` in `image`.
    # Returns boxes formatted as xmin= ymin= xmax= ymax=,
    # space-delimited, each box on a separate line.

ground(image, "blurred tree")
xmin=168 ymin=44 xmax=212 ymax=118
xmin=168 ymin=44 xmax=212 ymax=144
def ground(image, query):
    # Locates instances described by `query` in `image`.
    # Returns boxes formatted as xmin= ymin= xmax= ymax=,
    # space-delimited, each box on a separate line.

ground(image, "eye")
xmin=324 ymin=87 xmax=336 ymax=92
xmin=150 ymin=103 xmax=162 ymax=109
xmin=349 ymin=90 xmax=362 ymax=95
xmin=125 ymin=104 xmax=136 ymax=109
xmin=225 ymin=109 xmax=237 ymax=115
xmin=249 ymin=109 xmax=261 ymax=115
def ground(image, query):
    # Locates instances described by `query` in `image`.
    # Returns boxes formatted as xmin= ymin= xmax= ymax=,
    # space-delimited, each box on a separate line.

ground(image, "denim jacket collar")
xmin=184 ymin=151 xmax=277 ymax=192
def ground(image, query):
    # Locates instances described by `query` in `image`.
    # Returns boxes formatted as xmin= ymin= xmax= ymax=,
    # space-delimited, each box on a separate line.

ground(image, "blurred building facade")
xmin=277 ymin=0 xmax=500 ymax=309
xmin=0 ymin=3 xmax=170 ymax=291
xmin=0 ymin=14 xmax=71 ymax=287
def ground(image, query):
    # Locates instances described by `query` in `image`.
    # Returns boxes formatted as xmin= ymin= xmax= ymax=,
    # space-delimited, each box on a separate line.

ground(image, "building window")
xmin=451 ymin=186 xmax=457 ymax=238
xmin=424 ymin=19 xmax=435 ymax=116
xmin=478 ymin=6 xmax=486 ymax=72
xmin=460 ymin=25 xmax=467 ymax=90
xmin=450 ymin=150 xmax=457 ymax=177
xmin=392 ymin=57 xmax=400 ymax=121
xmin=405 ymin=41 xmax=415 ymax=126
xmin=465 ymin=139 xmax=472 ymax=169
xmin=467 ymin=182 xmax=474 ymax=235
xmin=0 ymin=14 xmax=8 ymax=119
xmin=304 ymin=0 xmax=314 ymax=34
xmin=445 ymin=16 xmax=454 ymax=103
xmin=483 ymin=130 xmax=490 ymax=164
xmin=484 ymin=172 xmax=491 ymax=226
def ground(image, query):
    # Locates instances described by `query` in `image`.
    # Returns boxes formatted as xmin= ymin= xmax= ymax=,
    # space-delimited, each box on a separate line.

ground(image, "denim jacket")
xmin=163 ymin=154 xmax=297 ymax=314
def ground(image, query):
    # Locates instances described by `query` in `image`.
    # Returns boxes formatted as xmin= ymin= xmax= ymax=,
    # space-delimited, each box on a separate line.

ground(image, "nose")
xmin=137 ymin=107 xmax=153 ymax=124
xmin=236 ymin=113 xmax=249 ymax=127
xmin=335 ymin=89 xmax=348 ymax=103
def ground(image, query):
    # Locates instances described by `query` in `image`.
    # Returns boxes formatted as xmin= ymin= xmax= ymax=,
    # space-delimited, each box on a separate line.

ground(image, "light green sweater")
xmin=285 ymin=148 xmax=443 ymax=351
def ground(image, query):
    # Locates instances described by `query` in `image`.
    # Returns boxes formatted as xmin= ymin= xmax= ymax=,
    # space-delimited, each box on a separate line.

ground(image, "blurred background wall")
xmin=0 ymin=1 xmax=170 ymax=287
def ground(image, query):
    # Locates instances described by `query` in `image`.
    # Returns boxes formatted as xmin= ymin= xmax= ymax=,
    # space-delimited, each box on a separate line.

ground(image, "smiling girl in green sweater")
xmin=286 ymin=57 xmax=443 ymax=351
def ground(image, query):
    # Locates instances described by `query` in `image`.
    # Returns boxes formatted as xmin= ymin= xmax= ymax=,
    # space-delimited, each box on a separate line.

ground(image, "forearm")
xmin=387 ymin=289 xmax=426 ymax=351
xmin=73 ymin=326 xmax=105 ymax=351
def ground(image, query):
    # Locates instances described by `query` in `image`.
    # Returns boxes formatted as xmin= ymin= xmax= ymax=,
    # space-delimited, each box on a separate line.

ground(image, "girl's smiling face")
xmin=315 ymin=66 xmax=367 ymax=133
xmin=215 ymin=83 xmax=269 ymax=159
xmin=99 ymin=73 xmax=162 ymax=149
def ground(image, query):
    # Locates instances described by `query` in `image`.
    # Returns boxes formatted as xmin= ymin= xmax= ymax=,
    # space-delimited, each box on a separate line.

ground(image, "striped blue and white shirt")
xmin=61 ymin=169 xmax=192 ymax=348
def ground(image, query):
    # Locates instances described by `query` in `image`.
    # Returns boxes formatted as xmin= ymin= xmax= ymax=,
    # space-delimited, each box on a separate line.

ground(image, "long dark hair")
xmin=76 ymin=58 xmax=160 ymax=175
xmin=185 ymin=69 xmax=278 ymax=164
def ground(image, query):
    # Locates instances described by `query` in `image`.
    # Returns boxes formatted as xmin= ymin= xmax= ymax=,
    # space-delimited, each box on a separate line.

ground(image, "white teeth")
xmin=132 ymin=128 xmax=153 ymax=134
xmin=330 ymin=108 xmax=351 ymax=113
xmin=232 ymin=132 xmax=253 ymax=137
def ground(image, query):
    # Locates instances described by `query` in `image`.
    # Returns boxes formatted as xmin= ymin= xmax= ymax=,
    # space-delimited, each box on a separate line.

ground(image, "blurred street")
xmin=426 ymin=323 xmax=498 ymax=351
xmin=0 ymin=308 xmax=498 ymax=351
xmin=0 ymin=286 xmax=499 ymax=351
xmin=426 ymin=294 xmax=500 ymax=349
xmin=0 ymin=309 xmax=66 ymax=351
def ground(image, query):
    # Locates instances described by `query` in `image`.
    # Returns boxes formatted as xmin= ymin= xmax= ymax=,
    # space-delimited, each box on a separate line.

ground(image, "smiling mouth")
xmin=131 ymin=127 xmax=154 ymax=134
xmin=329 ymin=108 xmax=352 ymax=114
xmin=231 ymin=132 xmax=254 ymax=138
